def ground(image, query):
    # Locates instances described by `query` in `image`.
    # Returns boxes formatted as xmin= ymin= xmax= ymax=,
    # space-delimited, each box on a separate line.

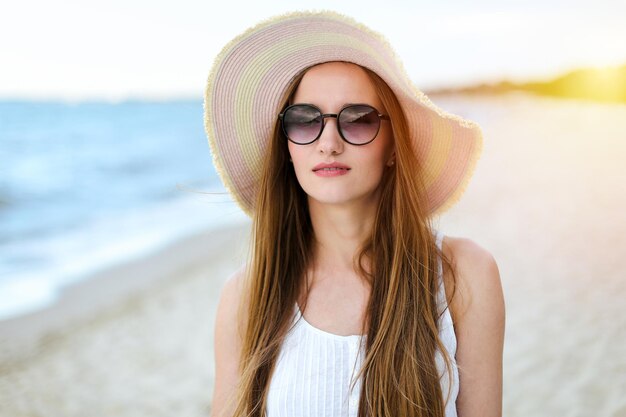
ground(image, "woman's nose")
xmin=316 ymin=118 xmax=344 ymax=155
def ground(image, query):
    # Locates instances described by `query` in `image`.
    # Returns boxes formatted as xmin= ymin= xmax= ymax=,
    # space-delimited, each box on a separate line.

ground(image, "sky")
xmin=1 ymin=0 xmax=625 ymax=101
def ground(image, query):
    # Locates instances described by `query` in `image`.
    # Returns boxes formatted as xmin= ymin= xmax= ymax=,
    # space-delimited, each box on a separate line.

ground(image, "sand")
xmin=0 ymin=223 xmax=252 ymax=417
xmin=1 ymin=92 xmax=625 ymax=417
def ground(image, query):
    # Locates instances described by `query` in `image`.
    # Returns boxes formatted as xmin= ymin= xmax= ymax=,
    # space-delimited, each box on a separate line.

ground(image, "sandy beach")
xmin=1 ymin=92 xmax=625 ymax=417
xmin=0 ymin=223 xmax=252 ymax=417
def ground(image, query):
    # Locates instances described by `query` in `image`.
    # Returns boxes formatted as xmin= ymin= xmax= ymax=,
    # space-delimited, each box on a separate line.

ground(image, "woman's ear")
xmin=386 ymin=152 xmax=396 ymax=166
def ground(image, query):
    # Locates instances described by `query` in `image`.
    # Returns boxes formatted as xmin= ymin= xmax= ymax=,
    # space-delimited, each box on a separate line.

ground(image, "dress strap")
xmin=435 ymin=229 xmax=445 ymax=251
xmin=434 ymin=229 xmax=449 ymax=315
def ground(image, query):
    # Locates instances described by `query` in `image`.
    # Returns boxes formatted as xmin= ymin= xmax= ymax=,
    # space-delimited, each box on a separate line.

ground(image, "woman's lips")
xmin=313 ymin=168 xmax=349 ymax=177
xmin=312 ymin=162 xmax=351 ymax=177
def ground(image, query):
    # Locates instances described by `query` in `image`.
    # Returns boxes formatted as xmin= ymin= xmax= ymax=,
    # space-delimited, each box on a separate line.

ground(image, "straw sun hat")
xmin=204 ymin=10 xmax=483 ymax=217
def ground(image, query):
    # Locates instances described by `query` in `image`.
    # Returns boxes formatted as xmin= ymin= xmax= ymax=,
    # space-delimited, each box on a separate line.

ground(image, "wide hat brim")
xmin=204 ymin=10 xmax=483 ymax=218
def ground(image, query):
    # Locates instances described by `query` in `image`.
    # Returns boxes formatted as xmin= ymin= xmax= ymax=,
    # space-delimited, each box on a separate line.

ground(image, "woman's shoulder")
xmin=441 ymin=235 xmax=499 ymax=279
xmin=439 ymin=235 xmax=505 ymax=413
xmin=221 ymin=263 xmax=248 ymax=298
xmin=212 ymin=265 xmax=248 ymax=416
xmin=214 ymin=264 xmax=249 ymax=351
xmin=440 ymin=235 xmax=504 ymax=325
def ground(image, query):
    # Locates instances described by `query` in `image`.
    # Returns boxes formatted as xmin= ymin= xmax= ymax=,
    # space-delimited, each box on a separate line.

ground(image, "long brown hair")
xmin=226 ymin=63 xmax=457 ymax=417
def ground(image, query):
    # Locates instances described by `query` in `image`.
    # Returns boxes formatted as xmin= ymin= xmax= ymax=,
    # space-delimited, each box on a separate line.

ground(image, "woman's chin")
xmin=306 ymin=192 xmax=378 ymax=210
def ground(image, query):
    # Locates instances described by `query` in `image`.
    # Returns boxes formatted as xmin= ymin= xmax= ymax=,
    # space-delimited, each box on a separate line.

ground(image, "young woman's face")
xmin=287 ymin=62 xmax=395 ymax=209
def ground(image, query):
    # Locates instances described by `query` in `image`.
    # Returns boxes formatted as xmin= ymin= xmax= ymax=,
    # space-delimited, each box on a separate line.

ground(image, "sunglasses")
xmin=278 ymin=103 xmax=389 ymax=146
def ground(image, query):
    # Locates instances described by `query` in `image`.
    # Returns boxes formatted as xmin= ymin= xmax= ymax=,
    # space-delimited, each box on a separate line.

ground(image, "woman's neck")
xmin=307 ymin=197 xmax=378 ymax=273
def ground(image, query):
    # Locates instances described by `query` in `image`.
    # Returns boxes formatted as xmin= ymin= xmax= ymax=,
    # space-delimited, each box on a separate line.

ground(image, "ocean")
xmin=0 ymin=100 xmax=247 ymax=320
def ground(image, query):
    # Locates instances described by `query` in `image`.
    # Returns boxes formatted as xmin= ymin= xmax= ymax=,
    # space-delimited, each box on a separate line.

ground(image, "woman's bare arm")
xmin=211 ymin=266 xmax=246 ymax=417
xmin=443 ymin=237 xmax=506 ymax=417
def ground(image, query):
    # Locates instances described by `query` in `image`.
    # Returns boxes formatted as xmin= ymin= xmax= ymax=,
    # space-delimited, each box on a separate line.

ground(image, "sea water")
xmin=0 ymin=100 xmax=247 ymax=320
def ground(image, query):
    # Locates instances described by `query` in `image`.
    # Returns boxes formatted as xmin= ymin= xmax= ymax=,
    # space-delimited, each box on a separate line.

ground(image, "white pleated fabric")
xmin=266 ymin=230 xmax=459 ymax=416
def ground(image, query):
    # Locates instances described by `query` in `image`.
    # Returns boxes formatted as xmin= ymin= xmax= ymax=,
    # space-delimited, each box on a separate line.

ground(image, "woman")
xmin=205 ymin=11 xmax=505 ymax=417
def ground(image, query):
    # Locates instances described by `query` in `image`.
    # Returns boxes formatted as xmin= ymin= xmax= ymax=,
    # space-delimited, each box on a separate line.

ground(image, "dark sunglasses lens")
xmin=283 ymin=105 xmax=322 ymax=144
xmin=339 ymin=105 xmax=380 ymax=144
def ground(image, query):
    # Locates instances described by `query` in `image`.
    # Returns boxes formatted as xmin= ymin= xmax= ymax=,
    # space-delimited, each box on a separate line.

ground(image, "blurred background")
xmin=1 ymin=1 xmax=625 ymax=416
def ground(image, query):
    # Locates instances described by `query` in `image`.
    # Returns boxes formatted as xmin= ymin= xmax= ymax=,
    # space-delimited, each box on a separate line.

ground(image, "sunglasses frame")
xmin=278 ymin=103 xmax=390 ymax=146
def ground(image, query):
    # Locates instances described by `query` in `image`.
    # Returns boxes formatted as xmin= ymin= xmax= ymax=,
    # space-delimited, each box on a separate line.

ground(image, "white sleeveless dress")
xmin=266 ymin=230 xmax=459 ymax=416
